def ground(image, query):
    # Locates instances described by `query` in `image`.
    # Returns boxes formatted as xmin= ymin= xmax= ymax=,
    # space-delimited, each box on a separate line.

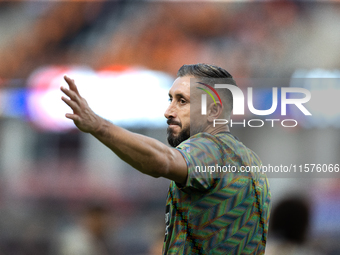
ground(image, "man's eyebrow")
xmin=168 ymin=92 xmax=186 ymax=98
xmin=168 ymin=91 xmax=189 ymax=100
xmin=174 ymin=93 xmax=187 ymax=99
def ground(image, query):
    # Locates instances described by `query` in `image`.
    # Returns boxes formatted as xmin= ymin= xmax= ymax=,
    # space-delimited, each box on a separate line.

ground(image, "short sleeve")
xmin=175 ymin=132 xmax=225 ymax=192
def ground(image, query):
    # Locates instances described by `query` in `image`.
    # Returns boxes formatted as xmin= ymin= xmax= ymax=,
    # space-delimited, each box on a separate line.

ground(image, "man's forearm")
xmin=91 ymin=118 xmax=176 ymax=178
xmin=61 ymin=75 xmax=187 ymax=183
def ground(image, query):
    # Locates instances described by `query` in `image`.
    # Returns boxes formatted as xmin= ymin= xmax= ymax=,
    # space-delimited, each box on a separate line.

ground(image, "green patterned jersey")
xmin=163 ymin=132 xmax=271 ymax=255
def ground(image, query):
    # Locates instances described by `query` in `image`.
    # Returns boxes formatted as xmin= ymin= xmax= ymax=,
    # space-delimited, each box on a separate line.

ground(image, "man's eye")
xmin=180 ymin=99 xmax=186 ymax=104
xmin=168 ymin=98 xmax=172 ymax=103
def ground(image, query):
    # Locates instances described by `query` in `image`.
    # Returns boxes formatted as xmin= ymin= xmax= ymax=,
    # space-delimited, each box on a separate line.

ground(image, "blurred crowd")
xmin=1 ymin=1 xmax=340 ymax=84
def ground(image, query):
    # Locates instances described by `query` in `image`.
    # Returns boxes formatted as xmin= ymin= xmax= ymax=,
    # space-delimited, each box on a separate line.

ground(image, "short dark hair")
xmin=177 ymin=63 xmax=236 ymax=118
xmin=177 ymin=63 xmax=234 ymax=80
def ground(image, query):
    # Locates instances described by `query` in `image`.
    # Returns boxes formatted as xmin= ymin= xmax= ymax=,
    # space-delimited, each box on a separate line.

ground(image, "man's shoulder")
xmin=176 ymin=132 xmax=236 ymax=148
xmin=176 ymin=132 xmax=258 ymax=156
xmin=215 ymin=132 xmax=263 ymax=167
xmin=175 ymin=131 xmax=262 ymax=168
xmin=175 ymin=132 xmax=222 ymax=152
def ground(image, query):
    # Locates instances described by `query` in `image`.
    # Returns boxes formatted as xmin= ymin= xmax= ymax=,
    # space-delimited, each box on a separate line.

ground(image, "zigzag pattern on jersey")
xmin=178 ymin=132 xmax=262 ymax=175
xmin=188 ymin=177 xmax=262 ymax=252
xmin=163 ymin=132 xmax=271 ymax=255
xmin=185 ymin=149 xmax=247 ymax=191
xmin=189 ymin=177 xmax=252 ymax=228
xmin=204 ymin=202 xmax=258 ymax=252
xmin=219 ymin=212 xmax=259 ymax=253
xmin=167 ymin=182 xmax=207 ymax=255
xmin=198 ymin=200 xmax=266 ymax=255
xmin=164 ymin=182 xmax=190 ymax=254
xmin=179 ymin=134 xmax=267 ymax=254
xmin=182 ymin=199 xmax=262 ymax=254
xmin=258 ymin=176 xmax=271 ymax=247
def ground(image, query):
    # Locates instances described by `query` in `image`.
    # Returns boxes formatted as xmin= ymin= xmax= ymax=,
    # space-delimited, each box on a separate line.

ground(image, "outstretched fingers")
xmin=61 ymin=75 xmax=84 ymax=114
xmin=65 ymin=113 xmax=81 ymax=122
xmin=64 ymin=75 xmax=81 ymax=96
xmin=61 ymin=95 xmax=81 ymax=113
xmin=60 ymin=86 xmax=81 ymax=104
xmin=61 ymin=75 xmax=98 ymax=133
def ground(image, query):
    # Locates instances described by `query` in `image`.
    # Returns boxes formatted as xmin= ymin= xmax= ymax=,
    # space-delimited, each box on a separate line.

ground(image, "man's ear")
xmin=207 ymin=102 xmax=223 ymax=122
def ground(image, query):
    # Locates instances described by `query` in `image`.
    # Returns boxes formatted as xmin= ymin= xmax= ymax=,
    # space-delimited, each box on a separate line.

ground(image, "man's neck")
xmin=204 ymin=124 xmax=230 ymax=136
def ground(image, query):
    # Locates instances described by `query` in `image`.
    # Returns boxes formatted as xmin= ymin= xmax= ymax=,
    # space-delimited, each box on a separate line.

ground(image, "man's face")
xmin=164 ymin=76 xmax=205 ymax=147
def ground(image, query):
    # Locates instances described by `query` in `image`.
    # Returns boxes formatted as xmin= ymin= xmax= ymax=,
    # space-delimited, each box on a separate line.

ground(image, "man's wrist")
xmin=91 ymin=117 xmax=110 ymax=137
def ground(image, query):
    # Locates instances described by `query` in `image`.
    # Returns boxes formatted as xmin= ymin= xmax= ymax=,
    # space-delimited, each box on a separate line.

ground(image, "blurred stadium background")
xmin=0 ymin=1 xmax=340 ymax=254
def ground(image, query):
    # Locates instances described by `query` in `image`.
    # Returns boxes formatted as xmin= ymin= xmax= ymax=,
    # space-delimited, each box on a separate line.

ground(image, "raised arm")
xmin=61 ymin=75 xmax=187 ymax=184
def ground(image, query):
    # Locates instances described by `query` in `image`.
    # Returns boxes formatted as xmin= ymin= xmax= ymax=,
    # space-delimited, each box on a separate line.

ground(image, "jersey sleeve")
xmin=175 ymin=132 xmax=225 ymax=192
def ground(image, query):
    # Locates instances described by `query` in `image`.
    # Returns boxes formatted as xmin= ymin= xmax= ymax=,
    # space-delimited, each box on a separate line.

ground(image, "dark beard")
xmin=167 ymin=123 xmax=205 ymax=147
xmin=167 ymin=126 xmax=190 ymax=147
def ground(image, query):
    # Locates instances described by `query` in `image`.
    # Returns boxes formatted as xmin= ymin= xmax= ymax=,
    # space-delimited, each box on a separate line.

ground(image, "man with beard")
xmin=61 ymin=64 xmax=271 ymax=255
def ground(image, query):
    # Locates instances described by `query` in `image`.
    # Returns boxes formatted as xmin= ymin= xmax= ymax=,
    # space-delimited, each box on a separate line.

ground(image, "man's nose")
xmin=164 ymin=103 xmax=177 ymax=119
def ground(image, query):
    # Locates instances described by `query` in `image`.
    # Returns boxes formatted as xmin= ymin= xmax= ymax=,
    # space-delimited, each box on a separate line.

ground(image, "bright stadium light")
xmin=26 ymin=65 xmax=173 ymax=131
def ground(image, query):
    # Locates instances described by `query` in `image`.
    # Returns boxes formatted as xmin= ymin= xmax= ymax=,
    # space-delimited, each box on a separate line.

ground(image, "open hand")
xmin=61 ymin=75 xmax=102 ymax=133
